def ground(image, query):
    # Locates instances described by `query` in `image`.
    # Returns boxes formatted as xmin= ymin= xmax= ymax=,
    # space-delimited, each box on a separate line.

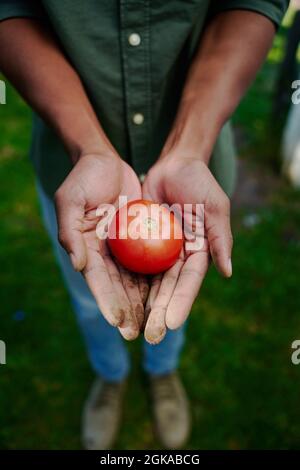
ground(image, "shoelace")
xmin=152 ymin=376 xmax=178 ymax=404
xmin=93 ymin=383 xmax=121 ymax=409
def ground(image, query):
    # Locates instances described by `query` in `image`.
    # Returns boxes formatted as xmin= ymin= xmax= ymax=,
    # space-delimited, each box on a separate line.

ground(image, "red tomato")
xmin=108 ymin=199 xmax=183 ymax=274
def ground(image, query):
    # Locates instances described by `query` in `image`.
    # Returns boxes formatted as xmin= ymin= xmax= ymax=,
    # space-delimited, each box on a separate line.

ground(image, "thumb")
xmin=55 ymin=190 xmax=87 ymax=271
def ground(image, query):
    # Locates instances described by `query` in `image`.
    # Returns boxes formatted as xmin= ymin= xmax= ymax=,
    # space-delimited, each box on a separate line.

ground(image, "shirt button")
xmin=128 ymin=33 xmax=141 ymax=47
xmin=133 ymin=113 xmax=144 ymax=125
xmin=139 ymin=173 xmax=146 ymax=183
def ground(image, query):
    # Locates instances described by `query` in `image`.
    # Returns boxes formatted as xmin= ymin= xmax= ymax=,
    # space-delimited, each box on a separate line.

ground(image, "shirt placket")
xmin=120 ymin=0 xmax=151 ymax=178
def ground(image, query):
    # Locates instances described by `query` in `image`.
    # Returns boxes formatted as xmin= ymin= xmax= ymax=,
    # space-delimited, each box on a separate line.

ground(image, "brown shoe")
xmin=82 ymin=377 xmax=126 ymax=450
xmin=149 ymin=371 xmax=191 ymax=449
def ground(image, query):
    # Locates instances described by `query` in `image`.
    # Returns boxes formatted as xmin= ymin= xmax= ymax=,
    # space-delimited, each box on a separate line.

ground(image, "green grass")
xmin=1 ymin=24 xmax=300 ymax=449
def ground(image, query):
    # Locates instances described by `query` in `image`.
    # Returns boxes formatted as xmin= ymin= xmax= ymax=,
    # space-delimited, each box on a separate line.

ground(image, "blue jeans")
xmin=37 ymin=184 xmax=186 ymax=382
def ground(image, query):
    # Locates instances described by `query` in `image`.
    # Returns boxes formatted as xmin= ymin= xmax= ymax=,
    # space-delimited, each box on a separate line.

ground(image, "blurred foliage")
xmin=0 ymin=17 xmax=300 ymax=450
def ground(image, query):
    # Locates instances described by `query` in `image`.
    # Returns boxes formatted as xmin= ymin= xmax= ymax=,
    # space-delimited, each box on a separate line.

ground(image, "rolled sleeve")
xmin=0 ymin=0 xmax=45 ymax=22
xmin=208 ymin=0 xmax=290 ymax=28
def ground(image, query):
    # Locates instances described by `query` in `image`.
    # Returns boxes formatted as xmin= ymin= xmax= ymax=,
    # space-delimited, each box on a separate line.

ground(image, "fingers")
xmin=206 ymin=193 xmax=233 ymax=278
xmin=144 ymin=307 xmax=167 ymax=345
xmin=138 ymin=275 xmax=150 ymax=305
xmin=166 ymin=250 xmax=209 ymax=330
xmin=144 ymin=253 xmax=184 ymax=344
xmin=55 ymin=189 xmax=87 ymax=271
xmin=143 ymin=273 xmax=162 ymax=330
xmin=82 ymin=248 xmax=124 ymax=328
xmin=103 ymin=252 xmax=139 ymax=341
xmin=118 ymin=265 xmax=145 ymax=330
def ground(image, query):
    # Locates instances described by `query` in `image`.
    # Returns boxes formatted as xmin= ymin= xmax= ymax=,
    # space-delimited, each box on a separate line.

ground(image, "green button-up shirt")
xmin=0 ymin=0 xmax=288 ymax=198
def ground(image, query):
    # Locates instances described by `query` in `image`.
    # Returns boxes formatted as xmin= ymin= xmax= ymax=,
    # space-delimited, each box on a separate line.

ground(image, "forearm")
xmin=161 ymin=10 xmax=276 ymax=163
xmin=0 ymin=18 xmax=115 ymax=162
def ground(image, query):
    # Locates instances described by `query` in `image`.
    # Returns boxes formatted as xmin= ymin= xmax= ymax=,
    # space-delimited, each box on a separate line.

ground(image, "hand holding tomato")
xmin=141 ymin=156 xmax=233 ymax=344
xmin=55 ymin=153 xmax=148 ymax=341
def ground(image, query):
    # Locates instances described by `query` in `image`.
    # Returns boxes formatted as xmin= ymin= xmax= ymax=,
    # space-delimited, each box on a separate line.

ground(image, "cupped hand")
xmin=54 ymin=153 xmax=149 ymax=340
xmin=142 ymin=156 xmax=233 ymax=344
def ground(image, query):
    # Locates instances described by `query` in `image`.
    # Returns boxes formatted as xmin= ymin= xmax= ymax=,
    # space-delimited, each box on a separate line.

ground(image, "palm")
xmin=82 ymin=159 xmax=142 ymax=257
xmin=143 ymin=161 xmax=210 ymax=258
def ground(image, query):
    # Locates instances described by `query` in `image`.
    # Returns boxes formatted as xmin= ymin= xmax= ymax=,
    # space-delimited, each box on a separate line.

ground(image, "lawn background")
xmin=0 ymin=12 xmax=300 ymax=449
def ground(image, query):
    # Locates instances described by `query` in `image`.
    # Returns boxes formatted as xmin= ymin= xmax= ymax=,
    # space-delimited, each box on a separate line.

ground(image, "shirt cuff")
xmin=208 ymin=0 xmax=289 ymax=28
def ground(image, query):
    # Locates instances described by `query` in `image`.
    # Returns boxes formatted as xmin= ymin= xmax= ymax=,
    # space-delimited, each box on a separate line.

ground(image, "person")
xmin=273 ymin=8 xmax=300 ymax=119
xmin=282 ymin=80 xmax=300 ymax=187
xmin=0 ymin=0 xmax=288 ymax=450
xmin=274 ymin=5 xmax=300 ymax=187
